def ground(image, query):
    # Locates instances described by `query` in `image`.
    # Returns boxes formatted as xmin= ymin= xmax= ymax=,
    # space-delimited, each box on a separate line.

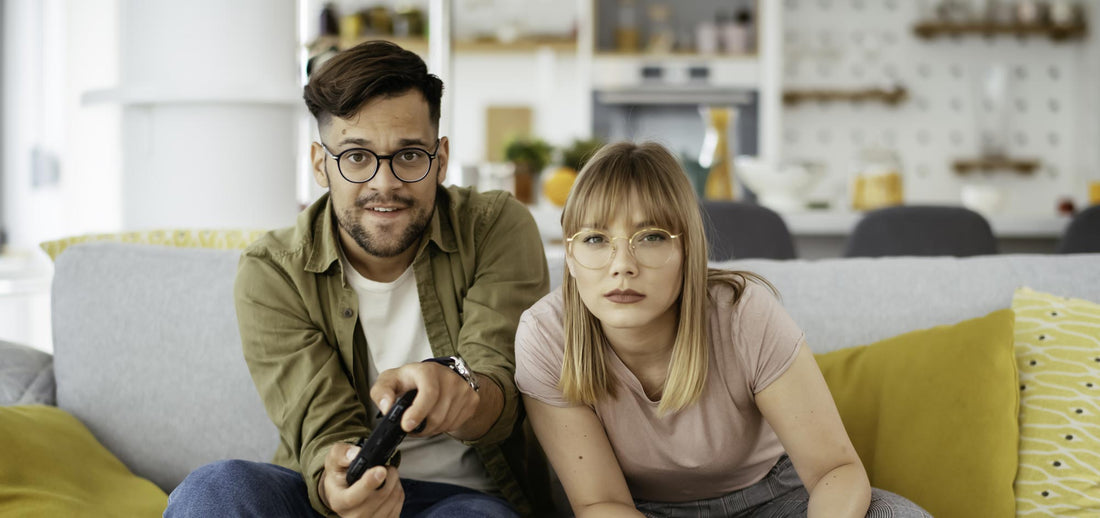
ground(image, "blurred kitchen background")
xmin=2 ymin=0 xmax=1099 ymax=351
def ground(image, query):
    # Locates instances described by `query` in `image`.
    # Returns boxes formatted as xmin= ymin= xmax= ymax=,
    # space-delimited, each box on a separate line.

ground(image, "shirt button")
xmin=342 ymin=308 xmax=353 ymax=318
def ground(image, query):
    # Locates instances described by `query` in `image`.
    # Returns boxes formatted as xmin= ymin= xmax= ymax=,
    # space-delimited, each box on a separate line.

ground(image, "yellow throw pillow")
xmin=815 ymin=309 xmax=1019 ymax=518
xmin=0 ymin=405 xmax=168 ymax=517
xmin=39 ymin=228 xmax=267 ymax=261
xmin=1013 ymin=287 xmax=1100 ymax=516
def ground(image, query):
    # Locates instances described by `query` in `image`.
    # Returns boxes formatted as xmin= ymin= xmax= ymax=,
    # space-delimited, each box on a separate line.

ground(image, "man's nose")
xmin=368 ymin=160 xmax=403 ymax=190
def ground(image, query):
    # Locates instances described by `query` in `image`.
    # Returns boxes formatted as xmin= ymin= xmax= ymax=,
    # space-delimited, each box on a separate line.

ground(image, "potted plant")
xmin=504 ymin=137 xmax=553 ymax=204
xmin=560 ymin=137 xmax=604 ymax=173
xmin=542 ymin=137 xmax=605 ymax=207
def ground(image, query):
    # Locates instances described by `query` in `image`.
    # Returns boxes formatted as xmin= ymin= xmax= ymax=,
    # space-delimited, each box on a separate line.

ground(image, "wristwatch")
xmin=422 ymin=356 xmax=480 ymax=392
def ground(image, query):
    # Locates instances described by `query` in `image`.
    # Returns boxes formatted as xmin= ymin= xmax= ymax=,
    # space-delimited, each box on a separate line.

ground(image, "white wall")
xmin=781 ymin=0 xmax=1100 ymax=215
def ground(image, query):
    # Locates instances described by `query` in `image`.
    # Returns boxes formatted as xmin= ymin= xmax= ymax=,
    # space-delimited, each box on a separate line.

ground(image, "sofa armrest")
xmin=0 ymin=339 xmax=56 ymax=406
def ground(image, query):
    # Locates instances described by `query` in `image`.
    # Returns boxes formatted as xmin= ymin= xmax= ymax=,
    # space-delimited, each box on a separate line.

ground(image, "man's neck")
xmin=340 ymin=234 xmax=421 ymax=283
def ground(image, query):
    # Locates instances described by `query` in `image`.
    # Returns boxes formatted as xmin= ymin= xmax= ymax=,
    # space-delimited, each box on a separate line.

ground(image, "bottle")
xmin=646 ymin=3 xmax=675 ymax=53
xmin=699 ymin=106 xmax=739 ymax=201
xmin=320 ymin=3 xmax=338 ymax=37
xmin=615 ymin=0 xmax=640 ymax=52
xmin=735 ymin=8 xmax=754 ymax=53
xmin=695 ymin=16 xmax=719 ymax=54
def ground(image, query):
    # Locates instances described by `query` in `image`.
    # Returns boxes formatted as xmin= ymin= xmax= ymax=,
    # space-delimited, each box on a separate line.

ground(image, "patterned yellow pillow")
xmin=1013 ymin=287 xmax=1100 ymax=517
xmin=40 ymin=229 xmax=268 ymax=261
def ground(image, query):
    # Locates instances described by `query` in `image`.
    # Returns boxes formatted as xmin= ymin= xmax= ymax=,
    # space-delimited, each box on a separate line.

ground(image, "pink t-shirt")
xmin=515 ymin=281 xmax=805 ymax=503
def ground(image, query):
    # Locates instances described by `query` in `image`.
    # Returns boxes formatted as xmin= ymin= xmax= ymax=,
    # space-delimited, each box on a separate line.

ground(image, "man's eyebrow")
xmin=397 ymin=138 xmax=432 ymax=148
xmin=336 ymin=137 xmax=370 ymax=147
xmin=334 ymin=137 xmax=431 ymax=148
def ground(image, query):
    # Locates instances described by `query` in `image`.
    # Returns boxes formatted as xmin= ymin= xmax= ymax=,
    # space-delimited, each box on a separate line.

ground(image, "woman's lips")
xmin=605 ymin=289 xmax=645 ymax=304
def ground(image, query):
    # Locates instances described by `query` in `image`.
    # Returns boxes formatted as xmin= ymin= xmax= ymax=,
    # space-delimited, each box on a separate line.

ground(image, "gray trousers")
xmin=633 ymin=456 xmax=932 ymax=518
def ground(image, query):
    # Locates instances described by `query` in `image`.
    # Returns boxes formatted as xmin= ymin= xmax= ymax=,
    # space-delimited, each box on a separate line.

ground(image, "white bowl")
xmin=961 ymin=184 xmax=1004 ymax=215
xmin=735 ymin=156 xmax=823 ymax=212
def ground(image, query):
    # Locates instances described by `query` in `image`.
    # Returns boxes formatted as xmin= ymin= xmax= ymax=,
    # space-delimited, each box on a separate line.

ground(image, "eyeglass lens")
xmin=569 ymin=229 xmax=677 ymax=269
xmin=338 ymin=148 xmax=433 ymax=182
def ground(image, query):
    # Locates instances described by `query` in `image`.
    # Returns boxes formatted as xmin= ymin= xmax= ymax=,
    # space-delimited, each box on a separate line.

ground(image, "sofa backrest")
xmin=547 ymin=250 xmax=1100 ymax=353
xmin=713 ymin=254 xmax=1100 ymax=353
xmin=51 ymin=243 xmax=278 ymax=492
xmin=51 ymin=242 xmax=1100 ymax=492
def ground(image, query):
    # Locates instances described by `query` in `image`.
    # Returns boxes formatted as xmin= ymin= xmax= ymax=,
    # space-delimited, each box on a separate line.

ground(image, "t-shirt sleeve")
xmin=732 ymin=282 xmax=806 ymax=394
xmin=514 ymin=293 xmax=574 ymax=407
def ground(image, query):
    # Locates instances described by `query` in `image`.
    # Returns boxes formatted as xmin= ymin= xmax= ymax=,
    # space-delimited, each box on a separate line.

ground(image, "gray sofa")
xmin=2 ymin=241 xmax=1099 ymax=514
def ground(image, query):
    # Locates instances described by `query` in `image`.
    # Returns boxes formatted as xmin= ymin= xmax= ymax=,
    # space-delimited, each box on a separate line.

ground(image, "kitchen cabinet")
xmin=583 ymin=0 xmax=784 ymax=166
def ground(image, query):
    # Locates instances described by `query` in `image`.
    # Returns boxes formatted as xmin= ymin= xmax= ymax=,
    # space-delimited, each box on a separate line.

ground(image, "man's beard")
xmin=337 ymin=192 xmax=435 ymax=258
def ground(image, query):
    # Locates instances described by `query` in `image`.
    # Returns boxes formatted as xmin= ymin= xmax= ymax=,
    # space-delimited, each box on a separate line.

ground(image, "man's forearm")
xmin=449 ymin=372 xmax=504 ymax=441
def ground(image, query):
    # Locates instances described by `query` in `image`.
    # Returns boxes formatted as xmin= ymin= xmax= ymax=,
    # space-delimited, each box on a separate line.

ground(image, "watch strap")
xmin=422 ymin=356 xmax=479 ymax=392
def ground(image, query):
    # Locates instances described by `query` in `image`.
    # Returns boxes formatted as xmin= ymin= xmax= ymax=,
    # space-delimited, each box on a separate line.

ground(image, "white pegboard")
xmin=779 ymin=0 xmax=1095 ymax=216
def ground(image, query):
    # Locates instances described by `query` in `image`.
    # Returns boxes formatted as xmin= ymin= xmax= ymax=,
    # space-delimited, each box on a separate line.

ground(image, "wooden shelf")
xmin=308 ymin=35 xmax=576 ymax=57
xmin=953 ymin=157 xmax=1040 ymax=174
xmin=913 ymin=20 xmax=1087 ymax=41
xmin=593 ymin=50 xmax=758 ymax=60
xmin=783 ymin=86 xmax=908 ymax=106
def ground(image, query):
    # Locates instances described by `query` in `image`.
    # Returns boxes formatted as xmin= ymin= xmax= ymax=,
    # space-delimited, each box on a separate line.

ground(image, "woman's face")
xmin=567 ymin=203 xmax=684 ymax=335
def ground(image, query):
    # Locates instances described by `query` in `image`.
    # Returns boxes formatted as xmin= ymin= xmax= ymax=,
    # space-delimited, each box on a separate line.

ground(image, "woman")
xmin=514 ymin=142 xmax=929 ymax=517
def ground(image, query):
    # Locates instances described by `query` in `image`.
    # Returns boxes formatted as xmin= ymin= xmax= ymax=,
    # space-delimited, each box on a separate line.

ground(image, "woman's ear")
xmin=565 ymin=255 xmax=577 ymax=279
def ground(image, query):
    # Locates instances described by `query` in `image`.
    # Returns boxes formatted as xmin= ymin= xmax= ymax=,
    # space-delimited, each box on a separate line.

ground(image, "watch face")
xmin=452 ymin=356 xmax=469 ymax=374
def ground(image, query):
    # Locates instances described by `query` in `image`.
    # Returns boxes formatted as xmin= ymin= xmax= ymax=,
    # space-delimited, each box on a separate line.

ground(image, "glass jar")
xmin=850 ymin=148 xmax=904 ymax=211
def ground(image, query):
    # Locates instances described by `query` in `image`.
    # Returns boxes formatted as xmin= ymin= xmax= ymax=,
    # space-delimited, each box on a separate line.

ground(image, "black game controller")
xmin=345 ymin=390 xmax=425 ymax=486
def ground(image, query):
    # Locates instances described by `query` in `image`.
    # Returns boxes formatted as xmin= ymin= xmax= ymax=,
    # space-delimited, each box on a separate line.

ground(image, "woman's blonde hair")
xmin=559 ymin=141 xmax=772 ymax=414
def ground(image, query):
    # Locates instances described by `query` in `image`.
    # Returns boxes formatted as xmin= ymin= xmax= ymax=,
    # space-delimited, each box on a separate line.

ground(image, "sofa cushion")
xmin=0 ymin=339 xmax=55 ymax=405
xmin=39 ymin=228 xmax=266 ymax=260
xmin=714 ymin=254 xmax=1100 ymax=353
xmin=1013 ymin=287 xmax=1100 ymax=515
xmin=816 ymin=308 xmax=1019 ymax=518
xmin=51 ymin=242 xmax=279 ymax=492
xmin=0 ymin=405 xmax=167 ymax=516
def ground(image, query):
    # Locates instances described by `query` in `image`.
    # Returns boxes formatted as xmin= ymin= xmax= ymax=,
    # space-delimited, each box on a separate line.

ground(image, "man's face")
xmin=311 ymin=90 xmax=448 ymax=261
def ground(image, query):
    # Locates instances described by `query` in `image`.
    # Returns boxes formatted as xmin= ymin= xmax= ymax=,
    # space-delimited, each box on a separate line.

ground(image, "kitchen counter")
xmin=528 ymin=204 xmax=1071 ymax=259
xmin=781 ymin=211 xmax=1071 ymax=239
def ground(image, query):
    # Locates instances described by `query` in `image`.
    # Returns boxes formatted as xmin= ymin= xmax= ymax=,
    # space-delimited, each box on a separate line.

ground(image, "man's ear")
xmin=310 ymin=142 xmax=330 ymax=189
xmin=435 ymin=136 xmax=449 ymax=185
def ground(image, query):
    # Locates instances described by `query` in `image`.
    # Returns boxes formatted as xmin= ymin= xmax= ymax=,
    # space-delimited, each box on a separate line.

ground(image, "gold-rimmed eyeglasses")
xmin=566 ymin=228 xmax=681 ymax=270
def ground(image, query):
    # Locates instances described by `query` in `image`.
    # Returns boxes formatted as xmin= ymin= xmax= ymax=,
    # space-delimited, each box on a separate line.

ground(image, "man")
xmin=165 ymin=40 xmax=550 ymax=517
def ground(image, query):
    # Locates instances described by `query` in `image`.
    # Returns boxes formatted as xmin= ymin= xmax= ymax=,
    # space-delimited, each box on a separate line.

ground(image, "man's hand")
xmin=319 ymin=443 xmax=403 ymax=518
xmin=371 ymin=362 xmax=486 ymax=439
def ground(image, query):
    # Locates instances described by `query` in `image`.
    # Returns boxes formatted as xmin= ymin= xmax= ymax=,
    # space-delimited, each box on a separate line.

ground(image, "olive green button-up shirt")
xmin=234 ymin=186 xmax=550 ymax=516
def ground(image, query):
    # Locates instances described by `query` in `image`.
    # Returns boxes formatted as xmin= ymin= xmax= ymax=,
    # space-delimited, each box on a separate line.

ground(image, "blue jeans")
xmin=164 ymin=459 xmax=518 ymax=518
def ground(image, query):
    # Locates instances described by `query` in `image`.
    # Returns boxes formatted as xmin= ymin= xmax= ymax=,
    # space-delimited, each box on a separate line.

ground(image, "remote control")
xmin=345 ymin=390 xmax=424 ymax=486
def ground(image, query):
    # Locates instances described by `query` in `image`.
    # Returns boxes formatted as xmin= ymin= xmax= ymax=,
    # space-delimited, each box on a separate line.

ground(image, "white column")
xmin=86 ymin=0 xmax=302 ymax=230
xmin=758 ymin=0 xmax=784 ymax=165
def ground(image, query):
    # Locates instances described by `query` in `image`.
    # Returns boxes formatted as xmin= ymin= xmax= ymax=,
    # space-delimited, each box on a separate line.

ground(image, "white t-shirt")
xmin=341 ymin=254 xmax=495 ymax=492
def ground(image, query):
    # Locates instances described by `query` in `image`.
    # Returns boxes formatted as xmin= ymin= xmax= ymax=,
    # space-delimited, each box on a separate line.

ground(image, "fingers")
xmin=370 ymin=373 xmax=404 ymax=415
xmin=371 ymin=363 xmax=480 ymax=436
xmin=344 ymin=466 xmax=402 ymax=517
xmin=324 ymin=443 xmax=404 ymax=517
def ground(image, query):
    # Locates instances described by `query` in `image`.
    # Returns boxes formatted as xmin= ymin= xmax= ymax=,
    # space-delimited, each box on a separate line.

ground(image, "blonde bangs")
xmin=563 ymin=149 xmax=685 ymax=237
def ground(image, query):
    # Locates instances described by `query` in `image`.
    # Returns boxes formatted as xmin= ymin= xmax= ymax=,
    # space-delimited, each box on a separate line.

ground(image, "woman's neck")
xmin=602 ymin=306 xmax=679 ymax=400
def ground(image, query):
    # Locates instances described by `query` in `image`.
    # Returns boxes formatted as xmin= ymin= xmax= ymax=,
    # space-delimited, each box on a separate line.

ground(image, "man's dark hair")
xmin=303 ymin=40 xmax=444 ymax=129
